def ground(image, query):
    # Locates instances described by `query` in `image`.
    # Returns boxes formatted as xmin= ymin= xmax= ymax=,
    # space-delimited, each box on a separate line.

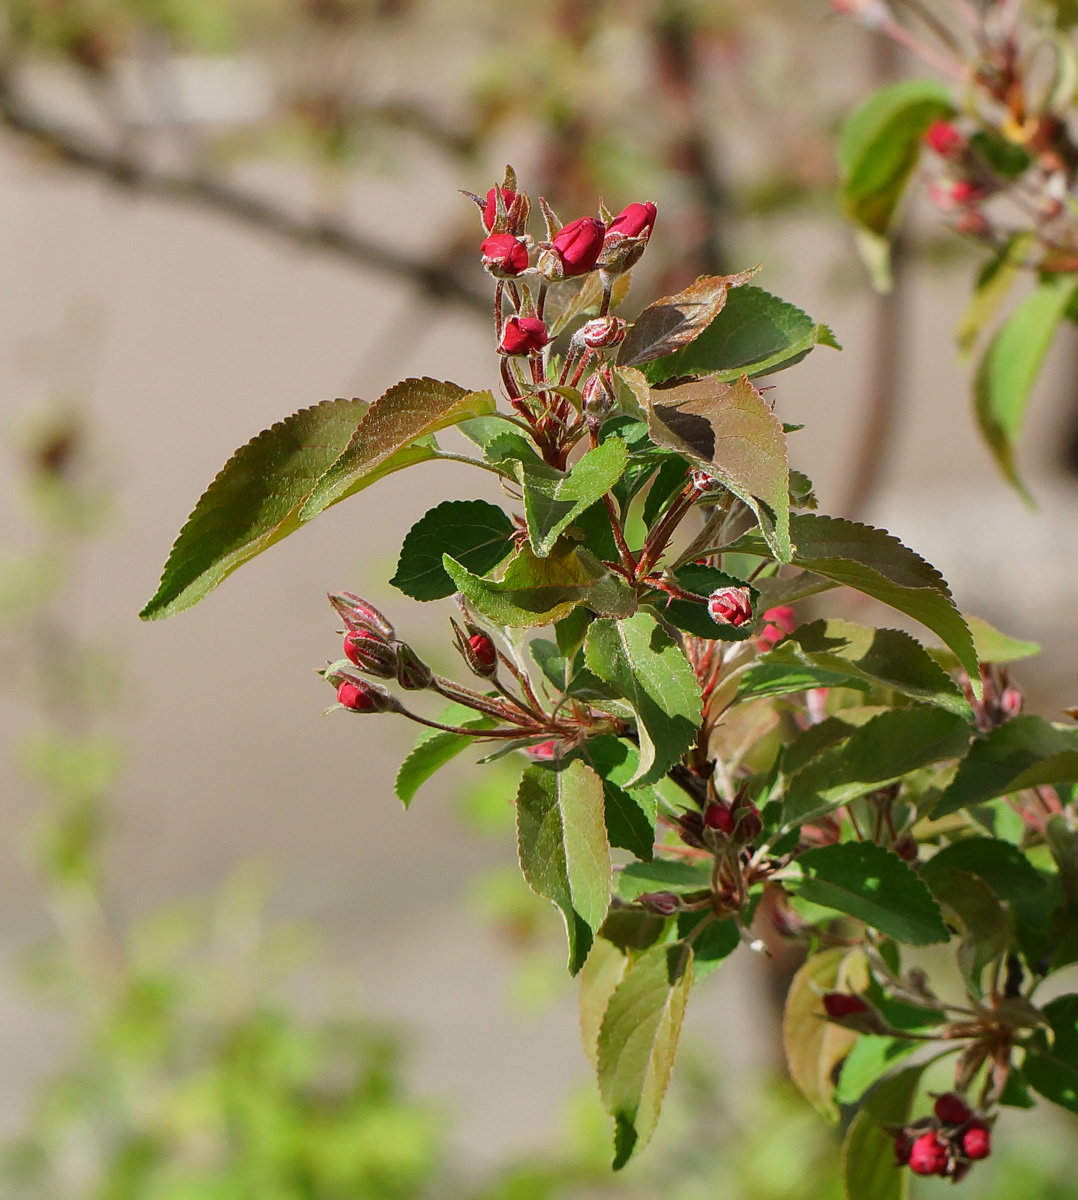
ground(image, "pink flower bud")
xmin=343 ymin=631 xmax=398 ymax=678
xmin=637 ymin=890 xmax=681 ymax=916
xmin=605 ymin=201 xmax=657 ymax=242
xmin=933 ymin=1093 xmax=972 ymax=1126
xmin=581 ymin=370 xmax=616 ymax=420
xmin=703 ymin=801 xmax=735 ymax=835
xmin=580 ymin=316 xmax=627 ymax=348
xmin=757 ymin=606 xmax=796 ymax=651
xmin=960 ymin=1119 xmax=991 ymax=1160
xmin=499 ymin=316 xmax=549 ymax=356
xmin=328 ymin=592 xmax=395 ymax=640
xmin=908 ymin=1132 xmax=950 ymax=1176
xmin=999 ymin=685 xmax=1023 ymax=718
xmin=551 ymin=216 xmax=605 ymax=276
xmin=924 ymin=119 xmax=966 ymax=159
xmin=707 ymin=586 xmax=754 ymax=628
xmin=336 ymin=678 xmax=398 ymax=714
xmin=483 ymin=186 xmax=517 ymax=231
xmin=395 ymin=641 xmax=433 ymax=691
xmin=481 ymin=232 xmax=529 ymax=278
xmin=822 ymin=992 xmax=870 ymax=1019
xmin=452 ymin=619 xmax=499 ymax=678
xmin=928 ymin=179 xmax=988 ymax=212
xmin=524 ymin=739 xmax=559 ymax=762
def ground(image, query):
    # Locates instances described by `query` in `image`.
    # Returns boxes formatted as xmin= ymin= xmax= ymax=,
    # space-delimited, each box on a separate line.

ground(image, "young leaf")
xmin=617 ymin=269 xmax=758 ymax=367
xmin=444 ymin=544 xmax=636 ymax=627
xmin=676 ymin=912 xmax=739 ymax=981
xmin=783 ymin=947 xmax=865 ymax=1121
xmin=516 ymin=760 xmax=612 ymax=975
xmin=842 ymin=1064 xmax=927 ymax=1200
xmin=840 ymin=78 xmax=953 ymax=237
xmin=644 ymin=286 xmax=839 ymax=385
xmin=1025 ymin=994 xmax=1078 ymax=1115
xmin=391 ymin=499 xmax=515 ymax=600
xmin=585 ymin=612 xmax=702 ymax=787
xmin=921 ymin=838 xmax=1047 ymax=902
xmin=728 ymin=514 xmax=980 ymax=687
xmin=580 ymin=938 xmax=630 ymax=1068
xmin=617 ymin=859 xmax=712 ymax=900
xmin=299 ymin=379 xmax=496 ymax=519
xmin=395 ymin=713 xmax=494 ymax=808
xmin=782 ymin=706 xmax=971 ymax=827
xmin=515 ymin=436 xmax=628 ymax=556
xmin=792 ymin=842 xmax=950 ymax=946
xmin=957 ymin=233 xmax=1035 ymax=358
xmin=935 ymin=715 xmax=1078 ymax=817
xmin=974 ymin=276 xmax=1078 ymax=500
xmin=141 ymin=398 xmax=381 ymax=619
xmin=597 ymin=942 xmax=694 ymax=1168
xmin=647 ymin=374 xmax=791 ymax=561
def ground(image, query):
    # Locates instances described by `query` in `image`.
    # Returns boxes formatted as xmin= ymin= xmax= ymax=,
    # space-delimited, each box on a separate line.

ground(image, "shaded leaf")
xmin=921 ymin=837 xmax=1047 ymax=902
xmin=676 ymin=911 xmax=740 ymax=981
xmin=835 ymin=1036 xmax=918 ymax=1106
xmin=653 ymin=563 xmax=756 ymax=642
xmin=974 ymin=276 xmax=1078 ymax=500
xmin=618 ymin=269 xmax=757 ymax=367
xmin=1025 ymin=994 xmax=1078 ymax=1114
xmin=585 ymin=613 xmax=701 ymax=787
xmin=575 ymin=736 xmax=658 ymax=862
xmin=617 ymin=859 xmax=711 ymax=900
xmin=597 ymin=942 xmax=694 ymax=1168
xmin=391 ymin=499 xmax=515 ymax=600
xmin=300 ymin=379 xmax=496 ymax=519
xmin=517 ymin=760 xmax=612 ymax=975
xmin=644 ymin=286 xmax=840 ymax=385
xmin=923 ymin=867 xmax=1009 ymax=996
xmin=842 ymin=1064 xmax=927 ymax=1200
xmin=648 ymin=374 xmax=791 ymax=561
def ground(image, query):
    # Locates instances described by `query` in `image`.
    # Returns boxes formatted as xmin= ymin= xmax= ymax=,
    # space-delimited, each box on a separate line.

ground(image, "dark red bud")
xmin=481 ymin=232 xmax=529 ymax=277
xmin=924 ymin=119 xmax=966 ymax=159
xmin=894 ymin=1131 xmax=914 ymax=1166
xmin=908 ymin=1132 xmax=950 ymax=1176
xmin=551 ymin=216 xmax=605 ymax=276
xmin=469 ymin=632 xmax=498 ymax=669
xmin=960 ymin=1119 xmax=991 ymax=1160
xmin=605 ymin=201 xmax=657 ymax=242
xmin=703 ymin=801 xmax=735 ymax=835
xmin=677 ymin=809 xmax=706 ymax=849
xmin=328 ymin=592 xmax=395 ymax=639
xmin=735 ymin=799 xmax=763 ymax=842
xmin=483 ymin=186 xmax=517 ymax=231
xmin=893 ymin=833 xmax=919 ymax=862
xmin=708 ymin=586 xmax=753 ymax=628
xmin=933 ymin=1093 xmax=972 ymax=1126
xmin=499 ymin=316 xmax=549 ymax=356
xmin=343 ymin=631 xmax=398 ymax=678
xmin=637 ymin=890 xmax=681 ymax=916
xmin=580 ymin=316 xmax=627 ymax=348
xmin=822 ymin=992 xmax=870 ymax=1019
xmin=395 ymin=641 xmax=433 ymax=690
xmin=335 ymin=678 xmax=397 ymax=714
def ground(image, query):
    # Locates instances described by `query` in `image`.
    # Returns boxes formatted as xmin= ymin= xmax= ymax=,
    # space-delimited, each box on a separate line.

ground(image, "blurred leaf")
xmin=1026 ymin=994 xmax=1078 ymax=1114
xmin=842 ymin=1063 xmax=926 ymax=1200
xmin=957 ymin=234 xmax=1035 ymax=357
xmin=834 ymin=1036 xmax=917 ymax=1106
xmin=391 ymin=499 xmax=515 ymax=600
xmin=921 ymin=838 xmax=1046 ymax=902
xmin=925 ymin=867 xmax=1010 ymax=995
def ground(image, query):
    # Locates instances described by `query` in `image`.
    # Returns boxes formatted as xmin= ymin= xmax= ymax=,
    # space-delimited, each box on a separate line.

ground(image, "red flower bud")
xmin=335 ymin=677 xmax=398 ymax=714
xmin=928 ymin=179 xmax=988 ymax=211
xmin=703 ymin=801 xmax=735 ymax=835
xmin=481 ymin=232 xmax=529 ymax=277
xmin=395 ymin=641 xmax=433 ymax=691
xmin=637 ymin=890 xmax=681 ymax=915
xmin=933 ymin=1093 xmax=972 ymax=1126
xmin=960 ymin=1119 xmax=991 ymax=1160
xmin=708 ymin=586 xmax=753 ymax=628
xmin=452 ymin=619 xmax=499 ymax=679
xmin=499 ymin=316 xmax=549 ymax=356
xmin=483 ymin=186 xmax=517 ymax=231
xmin=580 ymin=316 xmax=627 ymax=348
xmin=999 ymin=685 xmax=1023 ymax=718
xmin=757 ymin=605 xmax=796 ymax=651
xmin=328 ymin=592 xmax=395 ymax=639
xmin=822 ymin=992 xmax=870 ymax=1019
xmin=551 ymin=216 xmax=605 ymax=276
xmin=924 ymin=119 xmax=966 ymax=159
xmin=524 ymin=739 xmax=559 ymax=762
xmin=469 ymin=632 xmax=498 ymax=669
xmin=343 ymin=631 xmax=398 ymax=678
xmin=908 ymin=1132 xmax=950 ymax=1176
xmin=894 ymin=1131 xmax=914 ymax=1166
xmin=605 ymin=201 xmax=657 ymax=242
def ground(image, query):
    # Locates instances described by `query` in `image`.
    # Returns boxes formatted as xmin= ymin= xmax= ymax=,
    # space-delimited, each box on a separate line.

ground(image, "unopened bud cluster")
xmin=891 ymin=1094 xmax=993 ymax=1182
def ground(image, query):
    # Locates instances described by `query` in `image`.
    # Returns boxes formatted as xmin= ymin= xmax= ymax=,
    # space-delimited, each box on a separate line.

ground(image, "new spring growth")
xmin=707 ymin=586 xmax=753 ymax=628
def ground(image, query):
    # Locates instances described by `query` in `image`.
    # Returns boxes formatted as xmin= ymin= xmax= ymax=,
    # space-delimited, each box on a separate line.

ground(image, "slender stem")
xmin=879 ymin=14 xmax=970 ymax=80
xmin=398 ymin=709 xmax=529 ymax=739
xmin=893 ymin=0 xmax=965 ymax=54
xmin=431 ymin=677 xmax=534 ymax=726
xmin=603 ymin=493 xmax=638 ymax=575
xmin=431 ymin=452 xmax=514 ymax=479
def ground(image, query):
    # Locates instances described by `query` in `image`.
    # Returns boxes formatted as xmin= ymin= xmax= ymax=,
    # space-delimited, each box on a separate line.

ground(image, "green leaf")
xmin=575 ymin=736 xmax=658 ymax=862
xmin=617 ymin=269 xmax=757 ymax=368
xmin=515 ymin=437 xmax=628 ymax=557
xmin=676 ymin=911 xmax=739 ymax=981
xmin=728 ymin=514 xmax=980 ymax=687
xmin=391 ymin=499 xmax=515 ymax=600
xmin=617 ymin=859 xmax=712 ymax=900
xmin=516 ymin=760 xmax=612 ymax=975
xmin=739 ymin=657 xmax=868 ymax=702
xmin=647 ymin=374 xmax=791 ymax=561
xmin=936 ymin=716 xmax=1078 ymax=817
xmin=655 ymin=563 xmax=756 ymax=642
xmin=580 ymin=938 xmax=630 ymax=1068
xmin=299 ymin=378 xmax=496 ymax=519
xmin=834 ymin=1036 xmax=918 ymax=1106
xmin=921 ymin=837 xmax=1047 ymax=902
xmin=840 ymin=78 xmax=954 ymax=236
xmin=783 ymin=947 xmax=865 ymax=1121
xmin=974 ymin=276 xmax=1078 ymax=500
xmin=597 ymin=942 xmax=693 ymax=1168
xmin=923 ymin=867 xmax=1009 ymax=996
xmin=394 ymin=714 xmax=494 ymax=808
xmin=930 ymin=614 xmax=1041 ymax=671
xmin=644 ymin=286 xmax=839 ymax=385
xmin=957 ymin=234 xmax=1035 ymax=357
xmin=842 ymin=1064 xmax=926 ymax=1200
xmin=585 ymin=613 xmax=701 ymax=787
xmin=782 ymin=706 xmax=971 ymax=827
xmin=141 ymin=398 xmax=378 ymax=619
xmin=444 ymin=543 xmax=636 ymax=628
xmin=1025 ymin=994 xmax=1078 ymax=1114
xmin=793 ymin=841 xmax=950 ymax=945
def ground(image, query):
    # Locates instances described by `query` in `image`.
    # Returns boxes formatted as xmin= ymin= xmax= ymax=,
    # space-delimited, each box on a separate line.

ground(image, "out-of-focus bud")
xmin=830 ymin=0 xmax=891 ymax=30
xmin=960 ymin=1119 xmax=991 ymax=1160
xmin=894 ymin=1131 xmax=914 ymax=1166
xmin=483 ymin=186 xmax=517 ymax=231
xmin=605 ymin=201 xmax=657 ymax=242
xmin=908 ymin=1132 xmax=950 ymax=1177
xmin=481 ymin=232 xmax=529 ymax=278
xmin=543 ymin=216 xmax=606 ymax=278
xmin=954 ymin=207 xmax=992 ymax=239
xmin=579 ymin=316 xmax=627 ymax=349
xmin=924 ymin=119 xmax=966 ymax=159
xmin=928 ymin=178 xmax=988 ymax=211
xmin=499 ymin=316 xmax=549 ymax=356
xmin=343 ymin=631 xmax=398 ymax=678
xmin=893 ymin=833 xmax=919 ymax=863
xmin=582 ymin=370 xmax=617 ymax=424
xmin=451 ymin=619 xmax=499 ymax=679
xmin=757 ymin=605 xmax=796 ymax=651
xmin=328 ymin=592 xmax=395 ymax=639
xmin=999 ymin=685 xmax=1023 ymax=719
xmin=733 ymin=796 xmax=763 ymax=842
xmin=336 ymin=677 xmax=400 ymax=714
xmin=395 ymin=641 xmax=433 ymax=690
xmin=677 ymin=808 xmax=706 ymax=849
xmin=524 ymin=739 xmax=559 ymax=761
xmin=703 ymin=801 xmax=736 ymax=835
xmin=933 ymin=1093 xmax=972 ymax=1126
xmin=707 ymin=586 xmax=754 ymax=628
xmin=637 ymin=890 xmax=681 ymax=915
xmin=821 ymin=992 xmax=890 ymax=1034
